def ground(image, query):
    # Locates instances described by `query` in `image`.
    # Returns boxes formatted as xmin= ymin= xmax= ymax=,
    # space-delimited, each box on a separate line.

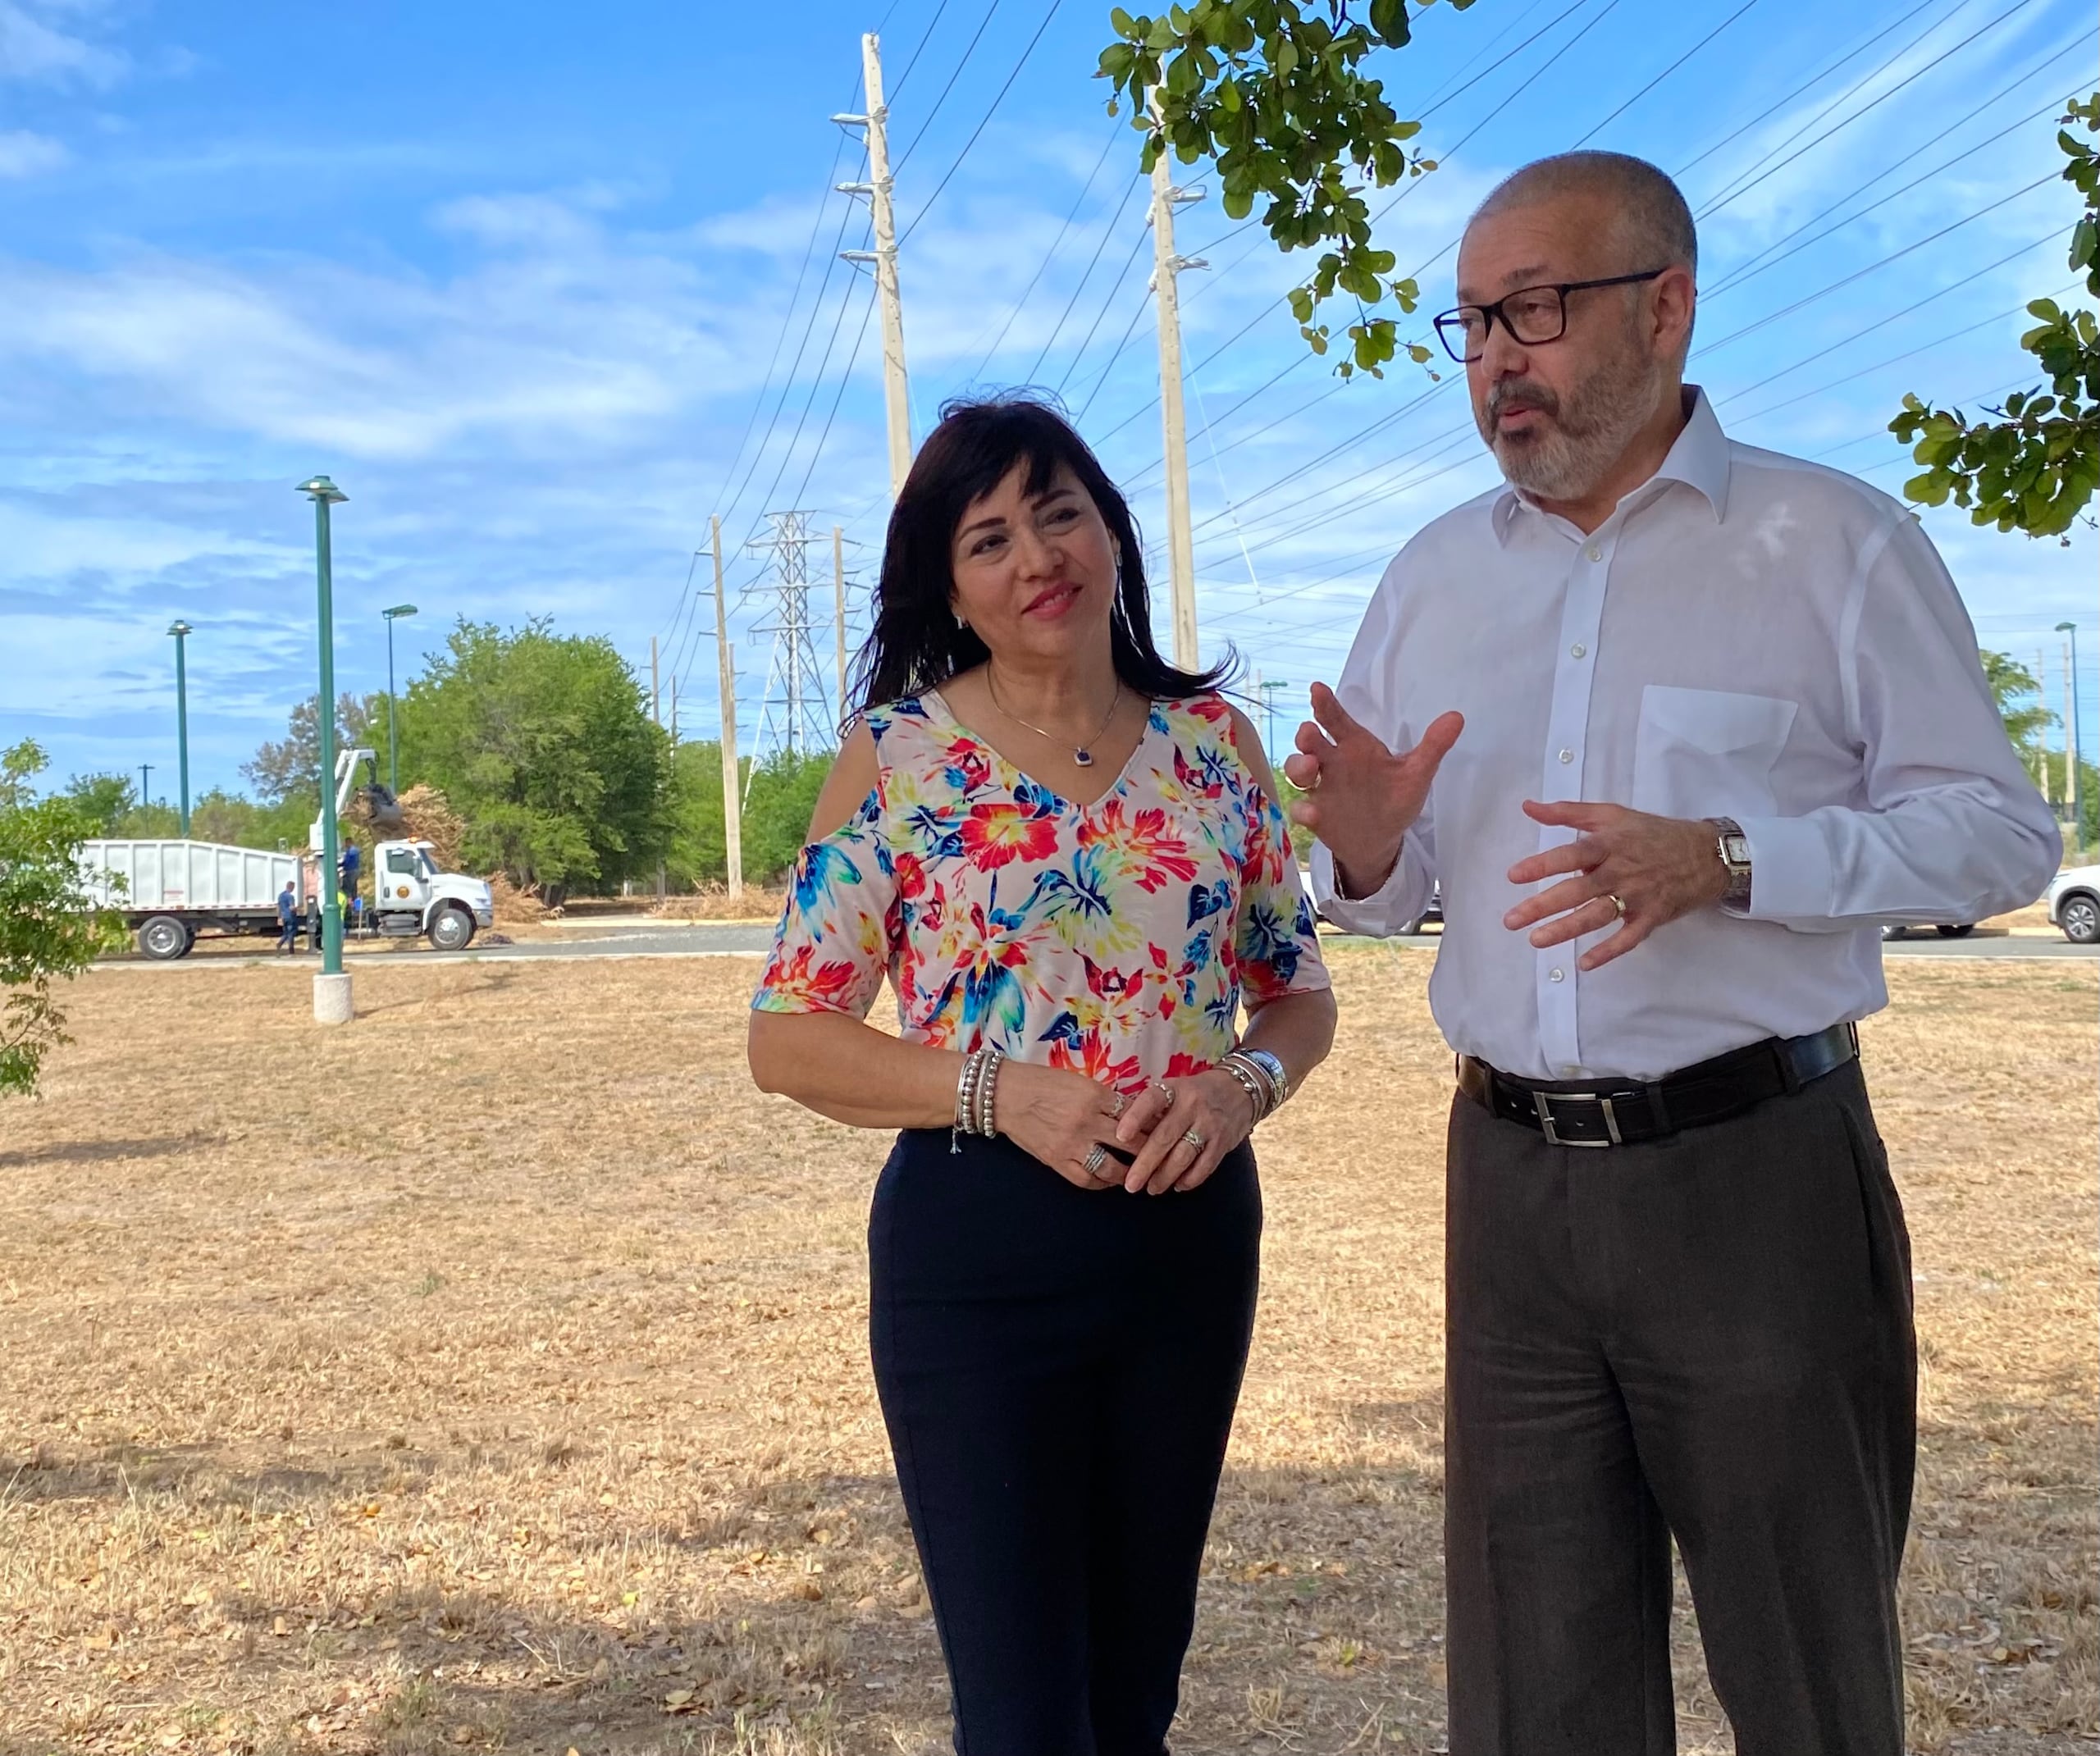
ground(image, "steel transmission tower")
xmin=743 ymin=512 xmax=835 ymax=781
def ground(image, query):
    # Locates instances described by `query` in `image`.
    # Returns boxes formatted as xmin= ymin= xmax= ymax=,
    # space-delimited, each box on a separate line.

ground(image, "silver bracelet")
xmin=951 ymin=1046 xmax=1006 ymax=1153
xmin=975 ymin=1046 xmax=1004 ymax=1138
xmin=1237 ymin=1047 xmax=1290 ymax=1111
xmin=1218 ymin=1057 xmax=1268 ymax=1126
xmin=1222 ymin=1049 xmax=1289 ymax=1124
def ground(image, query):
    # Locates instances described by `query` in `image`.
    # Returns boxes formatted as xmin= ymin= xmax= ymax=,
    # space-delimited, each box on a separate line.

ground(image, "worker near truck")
xmin=276 ymin=882 xmax=299 ymax=955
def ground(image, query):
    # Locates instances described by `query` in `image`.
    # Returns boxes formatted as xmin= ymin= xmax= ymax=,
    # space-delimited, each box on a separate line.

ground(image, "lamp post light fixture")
xmin=167 ymin=619 xmax=194 ymax=835
xmin=381 ymin=604 xmax=418 ymax=794
xmin=299 ymin=474 xmax=353 ymax=1024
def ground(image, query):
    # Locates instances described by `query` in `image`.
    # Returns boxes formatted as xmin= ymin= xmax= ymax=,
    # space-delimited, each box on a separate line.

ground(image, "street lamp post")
xmin=300 ymin=475 xmax=353 ymax=1025
xmin=381 ymin=604 xmax=418 ymax=794
xmin=167 ymin=620 xmax=194 ymax=835
xmin=2058 ymin=621 xmax=2082 ymax=847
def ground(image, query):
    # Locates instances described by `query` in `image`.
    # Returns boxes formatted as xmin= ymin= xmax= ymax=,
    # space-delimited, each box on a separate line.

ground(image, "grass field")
xmin=0 ymin=949 xmax=2093 ymax=1755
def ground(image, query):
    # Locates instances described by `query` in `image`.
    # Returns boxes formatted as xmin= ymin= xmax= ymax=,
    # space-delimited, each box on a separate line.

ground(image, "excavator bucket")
xmin=358 ymin=782 xmax=406 ymax=834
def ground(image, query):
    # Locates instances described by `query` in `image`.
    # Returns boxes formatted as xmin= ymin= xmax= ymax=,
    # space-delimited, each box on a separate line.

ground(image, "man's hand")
xmin=1504 ymin=801 xmax=1728 ymax=971
xmin=1282 ymin=682 xmax=1463 ymax=896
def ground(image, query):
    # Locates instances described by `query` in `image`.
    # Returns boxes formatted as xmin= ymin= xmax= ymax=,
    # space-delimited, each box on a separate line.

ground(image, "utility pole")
xmin=714 ymin=517 xmax=745 ymax=897
xmin=1148 ymin=101 xmax=1208 ymax=672
xmin=669 ymin=675 xmax=679 ymax=744
xmin=2061 ymin=621 xmax=2082 ymax=845
xmin=1257 ymin=677 xmax=1290 ymax=755
xmin=651 ymin=635 xmax=661 ymax=727
xmin=139 ymin=763 xmax=153 ymax=814
xmin=833 ymin=525 xmax=850 ymax=718
xmin=836 ymin=34 xmax=913 ymax=497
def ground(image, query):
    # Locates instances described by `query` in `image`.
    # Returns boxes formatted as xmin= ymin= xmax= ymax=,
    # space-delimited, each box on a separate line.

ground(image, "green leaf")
xmin=1369 ymin=0 xmax=1411 ymax=47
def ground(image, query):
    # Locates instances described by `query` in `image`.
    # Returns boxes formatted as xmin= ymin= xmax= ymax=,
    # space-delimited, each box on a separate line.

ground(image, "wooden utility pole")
xmin=669 ymin=676 xmax=678 ymax=744
xmin=1149 ymin=103 xmax=1207 ymax=671
xmin=833 ymin=525 xmax=850 ymax=718
xmin=840 ymin=34 xmax=913 ymax=498
xmin=650 ymin=635 xmax=660 ymax=726
xmin=713 ymin=516 xmax=745 ymax=896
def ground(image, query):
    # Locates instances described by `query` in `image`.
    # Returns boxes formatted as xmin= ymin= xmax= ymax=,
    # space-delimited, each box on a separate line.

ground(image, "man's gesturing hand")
xmin=1282 ymin=683 xmax=1463 ymax=897
xmin=1504 ymin=800 xmax=1729 ymax=971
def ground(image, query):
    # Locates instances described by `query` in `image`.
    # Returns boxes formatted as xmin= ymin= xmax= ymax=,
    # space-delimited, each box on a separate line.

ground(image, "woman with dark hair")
xmin=748 ymin=395 xmax=1335 ymax=1752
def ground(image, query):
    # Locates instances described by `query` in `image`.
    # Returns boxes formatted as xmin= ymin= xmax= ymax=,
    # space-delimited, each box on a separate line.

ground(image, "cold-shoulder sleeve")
xmin=1233 ymin=774 xmax=1330 ymax=1006
xmin=751 ymin=785 xmax=897 ymax=1020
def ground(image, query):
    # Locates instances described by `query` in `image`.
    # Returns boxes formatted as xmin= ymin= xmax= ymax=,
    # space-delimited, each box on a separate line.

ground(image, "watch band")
xmin=1710 ymin=816 xmax=1753 ymax=910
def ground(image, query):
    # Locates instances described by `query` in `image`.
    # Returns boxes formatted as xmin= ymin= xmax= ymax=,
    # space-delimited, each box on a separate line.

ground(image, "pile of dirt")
xmin=650 ymin=884 xmax=788 ymax=923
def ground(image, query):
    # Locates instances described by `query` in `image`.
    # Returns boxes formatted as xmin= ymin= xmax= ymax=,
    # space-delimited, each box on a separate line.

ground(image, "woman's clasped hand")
xmin=992 ymin=1063 xmax=1257 ymax=1197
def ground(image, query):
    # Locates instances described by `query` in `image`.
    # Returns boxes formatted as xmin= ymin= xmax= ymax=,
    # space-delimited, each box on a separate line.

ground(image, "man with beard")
xmin=1285 ymin=152 xmax=2059 ymax=1754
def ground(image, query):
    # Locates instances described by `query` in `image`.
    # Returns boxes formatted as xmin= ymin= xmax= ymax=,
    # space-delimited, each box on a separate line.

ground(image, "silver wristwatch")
xmin=1710 ymin=817 xmax=1753 ymax=910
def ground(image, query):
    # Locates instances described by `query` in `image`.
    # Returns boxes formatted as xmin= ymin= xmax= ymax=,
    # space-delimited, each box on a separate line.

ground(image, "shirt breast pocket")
xmin=1630 ymin=686 xmax=1797 ymax=819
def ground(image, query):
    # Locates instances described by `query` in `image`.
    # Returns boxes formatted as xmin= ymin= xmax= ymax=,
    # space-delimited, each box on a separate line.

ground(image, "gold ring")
xmin=1608 ymin=892 xmax=1627 ymax=919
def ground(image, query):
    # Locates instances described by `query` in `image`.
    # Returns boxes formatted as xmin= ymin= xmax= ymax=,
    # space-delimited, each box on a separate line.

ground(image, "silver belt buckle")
xmin=1532 ymin=1089 xmax=1621 ymax=1147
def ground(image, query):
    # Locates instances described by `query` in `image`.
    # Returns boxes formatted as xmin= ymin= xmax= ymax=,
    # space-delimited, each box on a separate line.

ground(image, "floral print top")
xmin=751 ymin=689 xmax=1330 ymax=1092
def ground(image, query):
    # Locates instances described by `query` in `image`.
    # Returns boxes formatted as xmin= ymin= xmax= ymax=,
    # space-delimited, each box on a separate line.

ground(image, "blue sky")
xmin=1 ymin=0 xmax=2095 ymax=800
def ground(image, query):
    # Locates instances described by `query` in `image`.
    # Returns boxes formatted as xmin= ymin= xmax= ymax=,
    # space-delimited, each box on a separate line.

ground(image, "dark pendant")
xmin=1073 ymin=747 xmax=1095 ymax=768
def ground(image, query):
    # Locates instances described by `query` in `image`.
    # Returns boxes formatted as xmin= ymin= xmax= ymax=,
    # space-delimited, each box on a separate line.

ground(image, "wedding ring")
xmin=1084 ymin=1143 xmax=1114 ymax=1180
xmin=1607 ymin=892 xmax=1628 ymax=919
xmin=1182 ymin=1128 xmax=1206 ymax=1149
xmin=1109 ymin=1091 xmax=1128 ymax=1119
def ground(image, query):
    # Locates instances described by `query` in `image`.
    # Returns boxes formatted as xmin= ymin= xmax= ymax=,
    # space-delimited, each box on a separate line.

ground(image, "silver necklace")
xmin=985 ymin=672 xmax=1123 ymax=769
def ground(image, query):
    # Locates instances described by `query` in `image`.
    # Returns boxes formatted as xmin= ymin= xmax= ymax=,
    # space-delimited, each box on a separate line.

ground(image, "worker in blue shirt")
xmin=276 ymin=881 xmax=299 ymax=955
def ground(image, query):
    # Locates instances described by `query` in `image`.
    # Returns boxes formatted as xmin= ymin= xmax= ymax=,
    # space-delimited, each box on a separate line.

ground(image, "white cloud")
xmin=0 ymin=126 xmax=66 ymax=176
xmin=0 ymin=0 xmax=125 ymax=87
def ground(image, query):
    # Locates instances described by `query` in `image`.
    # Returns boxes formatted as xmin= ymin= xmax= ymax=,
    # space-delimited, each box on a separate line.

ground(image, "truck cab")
xmin=371 ymin=838 xmax=495 ymax=951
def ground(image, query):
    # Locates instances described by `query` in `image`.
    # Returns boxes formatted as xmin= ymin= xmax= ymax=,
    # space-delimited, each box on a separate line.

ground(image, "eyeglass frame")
xmin=1432 ymin=267 xmax=1672 ymax=364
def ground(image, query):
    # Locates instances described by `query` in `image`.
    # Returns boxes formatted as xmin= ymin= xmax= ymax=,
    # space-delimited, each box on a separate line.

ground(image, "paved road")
xmin=112 ymin=916 xmax=2096 ymax=969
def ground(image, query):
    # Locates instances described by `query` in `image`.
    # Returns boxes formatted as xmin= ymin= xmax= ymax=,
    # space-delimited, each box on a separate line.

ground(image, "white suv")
xmin=2046 ymin=864 xmax=2100 ymax=945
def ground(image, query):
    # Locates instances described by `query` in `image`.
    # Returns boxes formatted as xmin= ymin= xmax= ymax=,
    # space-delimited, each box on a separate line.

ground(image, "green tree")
xmin=242 ymin=691 xmax=380 ymax=806
xmin=1098 ymin=0 xmax=1473 ymax=377
xmin=663 ymin=743 xmax=838 ymax=888
xmin=1 ymin=741 xmax=127 ymax=1097
xmin=1892 ymin=95 xmax=2100 ymax=539
xmin=1980 ymin=650 xmax=2057 ymax=757
xmin=398 ymin=619 xmax=670 ymax=896
xmin=62 ymin=772 xmax=136 ymax=835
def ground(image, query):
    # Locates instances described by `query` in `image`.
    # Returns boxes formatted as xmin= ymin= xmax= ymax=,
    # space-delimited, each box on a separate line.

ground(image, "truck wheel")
xmin=2062 ymin=894 xmax=2100 ymax=945
xmin=427 ymin=905 xmax=476 ymax=952
xmin=1934 ymin=923 xmax=1974 ymax=938
xmin=139 ymin=915 xmax=192 ymax=960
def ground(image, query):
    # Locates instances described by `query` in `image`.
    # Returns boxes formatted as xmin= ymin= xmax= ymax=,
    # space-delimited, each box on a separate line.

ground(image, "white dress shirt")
xmin=1309 ymin=389 xmax=2062 ymax=1081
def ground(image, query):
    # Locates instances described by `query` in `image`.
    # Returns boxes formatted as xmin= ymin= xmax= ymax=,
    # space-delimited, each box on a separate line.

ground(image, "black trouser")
xmin=1444 ymin=1058 xmax=1915 ymax=1755
xmin=870 ymin=1128 xmax=1262 ymax=1756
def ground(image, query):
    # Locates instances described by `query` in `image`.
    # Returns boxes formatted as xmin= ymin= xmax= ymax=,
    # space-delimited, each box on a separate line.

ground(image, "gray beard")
xmin=1483 ymin=346 xmax=1666 ymax=501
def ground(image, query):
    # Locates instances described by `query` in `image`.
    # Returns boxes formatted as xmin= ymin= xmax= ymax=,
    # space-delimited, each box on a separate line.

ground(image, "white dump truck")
xmin=79 ymin=835 xmax=494 ymax=960
xmin=80 ymin=750 xmax=493 ymax=960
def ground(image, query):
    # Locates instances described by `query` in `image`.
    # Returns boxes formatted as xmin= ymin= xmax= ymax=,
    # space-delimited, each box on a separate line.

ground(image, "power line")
xmin=887 ymin=0 xmax=952 ymax=100
xmin=1075 ymin=281 xmax=1154 ymax=420
xmin=1025 ymin=173 xmax=1147 ymax=384
xmin=1698 ymin=171 xmax=2061 ymax=354
xmin=1696 ymin=0 xmax=2049 ymax=221
xmin=1568 ymin=0 xmax=1764 ymax=148
xmin=892 ymin=0 xmax=1002 ymax=171
xmin=900 ymin=0 xmax=1066 ymax=244
xmin=1054 ymin=204 xmax=1157 ymax=396
xmin=966 ymin=123 xmax=1124 ymax=379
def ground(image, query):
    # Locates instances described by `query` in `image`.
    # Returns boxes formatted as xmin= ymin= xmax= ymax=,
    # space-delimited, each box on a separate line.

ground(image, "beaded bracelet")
xmin=951 ymin=1046 xmax=1007 ymax=1153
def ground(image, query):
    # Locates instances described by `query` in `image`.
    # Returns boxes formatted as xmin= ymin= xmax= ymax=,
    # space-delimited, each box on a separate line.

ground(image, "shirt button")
xmin=1570 ymin=643 xmax=1586 ymax=659
xmin=1549 ymin=968 xmax=1566 ymax=983
xmin=1558 ymin=748 xmax=1574 ymax=764
xmin=1585 ymin=545 xmax=1602 ymax=563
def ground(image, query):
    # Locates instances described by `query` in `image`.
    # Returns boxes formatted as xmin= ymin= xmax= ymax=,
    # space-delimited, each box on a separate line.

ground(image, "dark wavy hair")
xmin=848 ymin=393 xmax=1233 ymax=717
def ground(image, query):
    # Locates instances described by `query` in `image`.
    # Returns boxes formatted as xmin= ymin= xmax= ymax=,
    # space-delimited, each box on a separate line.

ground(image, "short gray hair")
xmin=1471 ymin=150 xmax=1698 ymax=275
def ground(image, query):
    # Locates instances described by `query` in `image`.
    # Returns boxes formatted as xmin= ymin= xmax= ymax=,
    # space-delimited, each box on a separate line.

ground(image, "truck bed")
xmin=79 ymin=840 xmax=301 ymax=914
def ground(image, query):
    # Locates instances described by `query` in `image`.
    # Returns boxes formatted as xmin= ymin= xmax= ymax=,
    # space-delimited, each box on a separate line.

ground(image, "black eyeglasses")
xmin=1433 ymin=267 xmax=1670 ymax=363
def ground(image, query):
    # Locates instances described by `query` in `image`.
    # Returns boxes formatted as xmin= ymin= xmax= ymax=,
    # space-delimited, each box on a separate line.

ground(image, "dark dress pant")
xmin=870 ymin=1128 xmax=1261 ymax=1756
xmin=1444 ymin=1059 xmax=1915 ymax=1755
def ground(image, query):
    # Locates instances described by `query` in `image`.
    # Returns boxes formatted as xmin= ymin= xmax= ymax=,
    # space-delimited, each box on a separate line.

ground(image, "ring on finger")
xmin=1606 ymin=892 xmax=1628 ymax=919
xmin=1083 ymin=1143 xmax=1114 ymax=1180
xmin=1182 ymin=1127 xmax=1206 ymax=1150
xmin=1108 ymin=1090 xmax=1128 ymax=1119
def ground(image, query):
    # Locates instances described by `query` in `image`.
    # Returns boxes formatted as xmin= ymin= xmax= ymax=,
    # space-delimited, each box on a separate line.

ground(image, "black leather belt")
xmin=1457 ymin=1022 xmax=1859 ymax=1147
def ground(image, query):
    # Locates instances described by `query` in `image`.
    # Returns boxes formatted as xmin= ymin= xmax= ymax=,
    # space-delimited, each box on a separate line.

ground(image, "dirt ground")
xmin=0 ymin=950 xmax=2092 ymax=1756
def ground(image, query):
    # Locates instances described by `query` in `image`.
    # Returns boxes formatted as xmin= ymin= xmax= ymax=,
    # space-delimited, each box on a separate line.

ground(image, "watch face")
xmin=1723 ymin=834 xmax=1751 ymax=864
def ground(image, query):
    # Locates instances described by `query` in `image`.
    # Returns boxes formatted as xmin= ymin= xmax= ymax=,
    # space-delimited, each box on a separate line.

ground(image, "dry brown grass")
xmin=0 ymin=950 xmax=2091 ymax=1756
xmin=646 ymin=888 xmax=792 ymax=924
